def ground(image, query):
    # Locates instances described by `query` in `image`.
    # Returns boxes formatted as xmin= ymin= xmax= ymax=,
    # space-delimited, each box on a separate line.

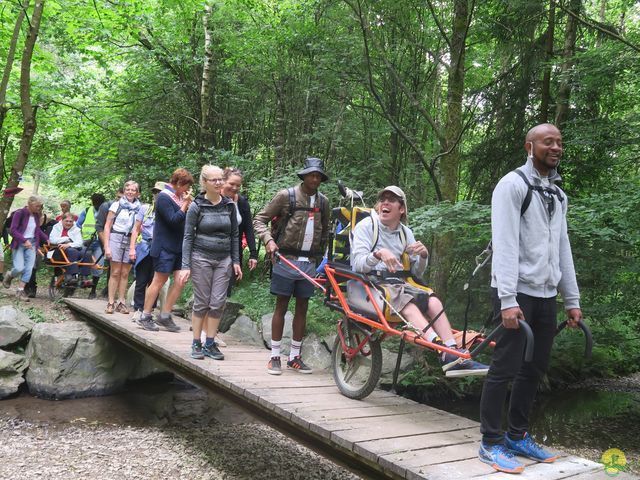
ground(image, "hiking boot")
xmin=191 ymin=342 xmax=204 ymax=360
xmin=287 ymin=355 xmax=312 ymax=374
xmin=267 ymin=356 xmax=282 ymax=375
xmin=137 ymin=312 xmax=159 ymax=332
xmin=65 ymin=274 xmax=78 ymax=286
xmin=105 ymin=302 xmax=115 ymax=314
xmin=15 ymin=289 xmax=30 ymax=302
xmin=115 ymin=301 xmax=129 ymax=314
xmin=478 ymin=443 xmax=525 ymax=474
xmin=203 ymin=342 xmax=224 ymax=360
xmin=504 ymin=433 xmax=558 ymax=463
xmin=441 ymin=348 xmax=489 ymax=377
xmin=2 ymin=273 xmax=13 ymax=289
xmin=156 ymin=312 xmax=181 ymax=332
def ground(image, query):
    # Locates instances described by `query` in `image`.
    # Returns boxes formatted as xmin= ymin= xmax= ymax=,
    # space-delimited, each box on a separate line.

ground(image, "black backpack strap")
xmin=514 ymin=168 xmax=565 ymax=216
xmin=513 ymin=169 xmax=533 ymax=216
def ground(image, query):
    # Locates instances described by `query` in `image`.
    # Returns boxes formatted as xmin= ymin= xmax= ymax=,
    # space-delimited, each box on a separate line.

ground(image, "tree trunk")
xmin=432 ymin=0 xmax=469 ymax=297
xmin=199 ymin=1 xmax=215 ymax=151
xmin=539 ymin=0 xmax=556 ymax=123
xmin=0 ymin=1 xmax=28 ymax=134
xmin=555 ymin=0 xmax=581 ymax=127
xmin=0 ymin=0 xmax=44 ymax=226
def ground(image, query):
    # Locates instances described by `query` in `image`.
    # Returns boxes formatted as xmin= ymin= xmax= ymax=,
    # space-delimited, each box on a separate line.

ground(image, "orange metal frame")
xmin=39 ymin=244 xmax=106 ymax=271
xmin=323 ymin=264 xmax=489 ymax=362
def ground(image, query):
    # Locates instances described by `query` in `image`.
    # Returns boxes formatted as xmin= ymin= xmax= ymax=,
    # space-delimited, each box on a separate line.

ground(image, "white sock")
xmin=444 ymin=338 xmax=457 ymax=347
xmin=289 ymin=340 xmax=302 ymax=360
xmin=271 ymin=340 xmax=281 ymax=359
xmin=425 ymin=330 xmax=438 ymax=342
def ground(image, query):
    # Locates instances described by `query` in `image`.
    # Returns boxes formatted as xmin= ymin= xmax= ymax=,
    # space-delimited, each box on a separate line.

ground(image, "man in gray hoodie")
xmin=478 ymin=123 xmax=583 ymax=474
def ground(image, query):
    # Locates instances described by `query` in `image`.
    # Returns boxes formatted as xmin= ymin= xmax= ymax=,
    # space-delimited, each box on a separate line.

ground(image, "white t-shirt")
xmin=23 ymin=216 xmax=37 ymax=239
xmin=298 ymin=195 xmax=316 ymax=262
xmin=109 ymin=202 xmax=137 ymax=234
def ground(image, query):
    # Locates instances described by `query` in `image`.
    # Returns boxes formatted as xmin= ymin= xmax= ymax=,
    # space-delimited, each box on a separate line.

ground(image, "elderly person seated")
xmin=349 ymin=186 xmax=489 ymax=376
xmin=49 ymin=212 xmax=94 ymax=285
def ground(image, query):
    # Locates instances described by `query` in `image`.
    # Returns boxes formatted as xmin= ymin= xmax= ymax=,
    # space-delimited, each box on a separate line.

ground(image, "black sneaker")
xmin=203 ymin=342 xmax=224 ymax=360
xmin=287 ymin=355 xmax=312 ymax=374
xmin=137 ymin=313 xmax=159 ymax=332
xmin=155 ymin=313 xmax=181 ymax=332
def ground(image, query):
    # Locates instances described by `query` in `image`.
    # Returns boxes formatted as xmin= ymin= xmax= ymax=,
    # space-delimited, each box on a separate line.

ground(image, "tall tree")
xmin=0 ymin=0 xmax=45 ymax=225
xmin=200 ymin=1 xmax=216 ymax=151
xmin=0 ymin=1 xmax=27 ymax=134
xmin=555 ymin=0 xmax=581 ymax=127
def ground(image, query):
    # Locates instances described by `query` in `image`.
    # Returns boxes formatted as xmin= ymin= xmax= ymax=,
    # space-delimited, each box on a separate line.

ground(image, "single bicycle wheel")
xmin=48 ymin=274 xmax=75 ymax=300
xmin=331 ymin=317 xmax=382 ymax=400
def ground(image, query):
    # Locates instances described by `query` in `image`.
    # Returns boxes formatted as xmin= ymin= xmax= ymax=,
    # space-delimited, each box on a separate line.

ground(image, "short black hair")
xmin=91 ymin=193 xmax=106 ymax=209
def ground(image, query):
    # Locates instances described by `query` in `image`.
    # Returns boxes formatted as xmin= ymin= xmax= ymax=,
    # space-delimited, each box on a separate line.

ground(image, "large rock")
xmin=301 ymin=333 xmax=334 ymax=371
xmin=25 ymin=322 xmax=137 ymax=399
xmin=226 ymin=315 xmax=264 ymax=348
xmin=0 ymin=349 xmax=28 ymax=398
xmin=218 ymin=300 xmax=244 ymax=333
xmin=128 ymin=353 xmax=173 ymax=382
xmin=381 ymin=346 xmax=414 ymax=377
xmin=0 ymin=306 xmax=35 ymax=348
xmin=261 ymin=311 xmax=293 ymax=353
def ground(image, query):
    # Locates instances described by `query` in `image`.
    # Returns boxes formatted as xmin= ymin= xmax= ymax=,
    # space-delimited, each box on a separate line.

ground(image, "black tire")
xmin=331 ymin=318 xmax=382 ymax=400
xmin=48 ymin=275 xmax=65 ymax=300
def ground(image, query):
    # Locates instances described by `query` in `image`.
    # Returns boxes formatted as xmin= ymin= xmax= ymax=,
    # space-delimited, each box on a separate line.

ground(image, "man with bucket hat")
xmin=254 ymin=157 xmax=331 ymax=375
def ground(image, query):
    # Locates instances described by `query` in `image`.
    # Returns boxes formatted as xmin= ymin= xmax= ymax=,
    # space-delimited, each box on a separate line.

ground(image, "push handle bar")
xmin=470 ymin=319 xmax=534 ymax=363
xmin=556 ymin=319 xmax=592 ymax=359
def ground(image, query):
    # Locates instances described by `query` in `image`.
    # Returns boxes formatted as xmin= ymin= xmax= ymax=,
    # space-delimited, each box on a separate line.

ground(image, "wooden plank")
xmin=568 ymin=468 xmax=635 ymax=479
xmin=352 ymin=427 xmax=479 ymax=466
xmin=481 ymin=456 xmax=601 ymax=480
xmin=327 ymin=417 xmax=478 ymax=453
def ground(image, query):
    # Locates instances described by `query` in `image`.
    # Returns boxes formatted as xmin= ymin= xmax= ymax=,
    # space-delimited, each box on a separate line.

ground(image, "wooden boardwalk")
xmin=65 ymin=298 xmax=632 ymax=480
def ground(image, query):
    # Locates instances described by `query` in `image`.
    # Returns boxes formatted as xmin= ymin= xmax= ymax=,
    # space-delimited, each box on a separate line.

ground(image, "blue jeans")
xmin=11 ymin=239 xmax=37 ymax=283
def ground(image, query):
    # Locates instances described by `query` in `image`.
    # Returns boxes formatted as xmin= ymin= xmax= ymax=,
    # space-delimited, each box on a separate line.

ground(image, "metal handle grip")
xmin=556 ymin=319 xmax=592 ymax=359
xmin=470 ymin=319 xmax=534 ymax=362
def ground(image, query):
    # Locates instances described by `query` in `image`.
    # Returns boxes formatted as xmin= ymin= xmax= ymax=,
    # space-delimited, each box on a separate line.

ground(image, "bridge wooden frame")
xmin=66 ymin=298 xmax=632 ymax=480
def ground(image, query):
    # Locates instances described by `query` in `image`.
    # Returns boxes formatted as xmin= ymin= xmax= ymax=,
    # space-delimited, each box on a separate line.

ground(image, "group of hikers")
xmin=1 ymin=122 xmax=582 ymax=474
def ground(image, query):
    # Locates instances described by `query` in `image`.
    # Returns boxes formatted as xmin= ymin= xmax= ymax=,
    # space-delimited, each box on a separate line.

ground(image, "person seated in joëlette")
xmin=49 ymin=212 xmax=94 ymax=286
xmin=350 ymin=186 xmax=489 ymax=377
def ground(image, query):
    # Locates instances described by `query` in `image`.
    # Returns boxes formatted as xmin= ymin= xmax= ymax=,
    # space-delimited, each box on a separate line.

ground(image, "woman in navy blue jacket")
xmin=137 ymin=168 xmax=194 ymax=332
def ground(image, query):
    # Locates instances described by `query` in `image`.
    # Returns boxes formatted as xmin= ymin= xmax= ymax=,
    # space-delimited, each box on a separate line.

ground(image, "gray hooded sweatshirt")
xmin=491 ymin=158 xmax=580 ymax=311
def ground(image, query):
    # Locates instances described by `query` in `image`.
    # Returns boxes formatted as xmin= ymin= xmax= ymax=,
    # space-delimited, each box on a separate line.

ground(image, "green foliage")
xmin=230 ymin=272 xmax=339 ymax=337
xmin=24 ymin=307 xmax=47 ymax=324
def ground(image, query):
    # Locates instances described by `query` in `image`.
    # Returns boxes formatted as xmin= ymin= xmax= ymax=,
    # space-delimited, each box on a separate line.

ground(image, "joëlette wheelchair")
xmin=275 ymin=181 xmax=591 ymax=400
xmin=40 ymin=237 xmax=106 ymax=300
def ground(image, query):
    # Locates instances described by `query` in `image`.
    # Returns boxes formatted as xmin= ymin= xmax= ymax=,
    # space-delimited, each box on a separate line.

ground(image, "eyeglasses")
xmin=204 ymin=177 xmax=225 ymax=183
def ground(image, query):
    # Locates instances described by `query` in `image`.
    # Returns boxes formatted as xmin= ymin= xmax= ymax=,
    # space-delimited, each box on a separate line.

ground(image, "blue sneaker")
xmin=191 ymin=342 xmax=204 ymax=360
xmin=442 ymin=349 xmax=489 ymax=377
xmin=478 ymin=443 xmax=525 ymax=474
xmin=505 ymin=433 xmax=558 ymax=463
